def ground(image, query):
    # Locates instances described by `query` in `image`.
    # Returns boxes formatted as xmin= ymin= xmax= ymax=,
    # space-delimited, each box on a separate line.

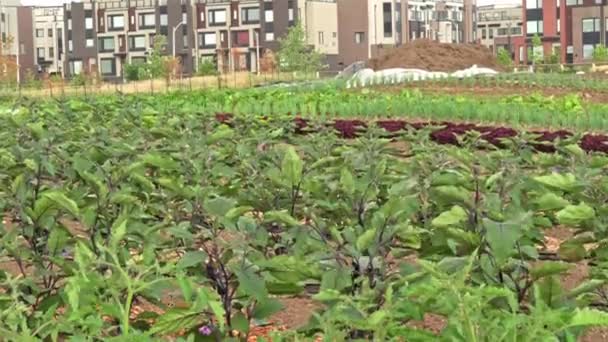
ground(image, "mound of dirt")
xmin=368 ymin=39 xmax=503 ymax=72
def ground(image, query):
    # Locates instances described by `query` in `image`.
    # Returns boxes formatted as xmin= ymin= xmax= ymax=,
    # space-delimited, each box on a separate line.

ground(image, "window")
xmin=69 ymin=60 xmax=83 ymax=75
xmin=526 ymin=20 xmax=543 ymax=34
xmin=200 ymin=32 xmax=216 ymax=47
xmin=85 ymin=17 xmax=93 ymax=30
xmin=355 ymin=32 xmax=365 ymax=44
xmin=288 ymin=8 xmax=294 ymax=21
xmin=582 ymin=18 xmax=600 ymax=32
xmin=318 ymin=31 xmax=324 ymax=45
xmin=129 ymin=35 xmax=146 ymax=50
xmin=139 ymin=13 xmax=155 ymax=28
xmin=242 ymin=7 xmax=260 ymax=24
xmin=99 ymin=37 xmax=115 ymax=52
xmin=160 ymin=14 xmax=168 ymax=26
xmin=132 ymin=57 xmax=146 ymax=64
xmin=489 ymin=28 xmax=494 ymax=39
xmin=265 ymin=32 xmax=274 ymax=41
xmin=108 ymin=15 xmax=125 ymax=30
xmin=100 ymin=58 xmax=116 ymax=75
xmin=48 ymin=28 xmax=53 ymax=37
xmin=86 ymin=38 xmax=94 ymax=47
xmin=566 ymin=0 xmax=583 ymax=4
xmin=68 ymin=40 xmax=73 ymax=52
xmin=68 ymin=19 xmax=72 ymax=30
xmin=37 ymin=48 xmax=45 ymax=59
xmin=511 ymin=27 xmax=521 ymax=35
xmin=497 ymin=28 xmax=508 ymax=36
xmin=557 ymin=18 xmax=560 ymax=32
xmin=49 ymin=47 xmax=54 ymax=57
xmin=583 ymin=44 xmax=594 ymax=59
xmin=183 ymin=34 xmax=189 ymax=48
xmin=209 ymin=9 xmax=226 ymax=25
xmin=183 ymin=12 xmax=188 ymax=24
xmin=383 ymin=3 xmax=392 ymax=38
xmin=526 ymin=0 xmax=541 ymax=8
xmin=482 ymin=28 xmax=486 ymax=39
xmin=36 ymin=29 xmax=44 ymax=37
xmin=265 ymin=9 xmax=274 ymax=23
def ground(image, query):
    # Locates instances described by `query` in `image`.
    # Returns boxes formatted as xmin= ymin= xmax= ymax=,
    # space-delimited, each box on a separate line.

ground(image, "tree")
xmin=277 ymin=23 xmax=324 ymax=73
xmin=530 ymin=34 xmax=543 ymax=66
xmin=496 ymin=47 xmax=512 ymax=69
xmin=593 ymin=44 xmax=608 ymax=62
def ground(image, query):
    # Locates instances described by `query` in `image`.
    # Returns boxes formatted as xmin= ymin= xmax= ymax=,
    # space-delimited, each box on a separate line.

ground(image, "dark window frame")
xmin=100 ymin=58 xmax=116 ymax=76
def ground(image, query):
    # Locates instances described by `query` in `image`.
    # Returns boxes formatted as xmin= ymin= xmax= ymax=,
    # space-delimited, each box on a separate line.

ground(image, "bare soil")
xmin=367 ymin=39 xmax=503 ymax=72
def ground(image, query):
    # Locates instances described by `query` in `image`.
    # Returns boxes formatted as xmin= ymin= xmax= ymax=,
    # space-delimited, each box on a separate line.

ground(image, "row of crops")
xmin=2 ymin=90 xmax=608 ymax=341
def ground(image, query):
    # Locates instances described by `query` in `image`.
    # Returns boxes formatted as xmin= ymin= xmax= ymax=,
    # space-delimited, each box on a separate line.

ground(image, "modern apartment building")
xmin=33 ymin=6 xmax=64 ymax=75
xmin=336 ymin=0 xmax=477 ymax=68
xmin=297 ymin=0 xmax=339 ymax=69
xmin=477 ymin=4 xmax=523 ymax=55
xmin=514 ymin=0 xmax=608 ymax=65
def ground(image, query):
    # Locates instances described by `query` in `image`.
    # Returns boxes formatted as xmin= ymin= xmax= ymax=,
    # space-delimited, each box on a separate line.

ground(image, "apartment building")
xmin=477 ymin=4 xmax=522 ymax=55
xmin=337 ymin=0 xmax=477 ymax=68
xmin=0 ymin=0 xmax=22 ymax=57
xmin=297 ymin=0 xmax=339 ymax=69
xmin=33 ymin=6 xmax=64 ymax=75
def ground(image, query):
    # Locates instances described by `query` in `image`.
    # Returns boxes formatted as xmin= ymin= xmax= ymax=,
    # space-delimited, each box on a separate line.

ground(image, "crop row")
xmin=217 ymin=113 xmax=608 ymax=153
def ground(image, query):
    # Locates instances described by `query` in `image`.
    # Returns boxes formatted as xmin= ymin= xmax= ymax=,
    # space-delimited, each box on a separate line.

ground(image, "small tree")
xmin=277 ymin=23 xmax=324 ymax=73
xmin=496 ymin=47 xmax=512 ymax=69
xmin=147 ymin=35 xmax=168 ymax=79
xmin=593 ymin=44 xmax=608 ymax=63
xmin=529 ymin=34 xmax=543 ymax=66
xmin=198 ymin=58 xmax=218 ymax=76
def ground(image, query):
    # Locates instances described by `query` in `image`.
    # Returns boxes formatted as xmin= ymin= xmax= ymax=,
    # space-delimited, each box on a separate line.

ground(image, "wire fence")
xmin=0 ymin=70 xmax=341 ymax=98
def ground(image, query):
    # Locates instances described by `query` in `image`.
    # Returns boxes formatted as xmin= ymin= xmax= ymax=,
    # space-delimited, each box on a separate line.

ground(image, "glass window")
xmin=241 ymin=7 xmax=260 ymax=24
xmin=209 ymin=9 xmax=226 ymax=25
xmin=489 ymin=28 xmax=494 ymax=38
xmin=86 ymin=38 xmax=94 ymax=47
xmin=583 ymin=18 xmax=600 ymax=32
xmin=99 ymin=37 xmax=115 ymax=52
xmin=48 ymin=28 xmax=53 ymax=37
xmin=383 ymin=3 xmax=392 ymax=38
xmin=265 ymin=32 xmax=274 ymax=41
xmin=526 ymin=0 xmax=541 ymax=9
xmin=183 ymin=12 xmax=188 ymax=24
xmin=265 ymin=10 xmax=274 ymax=23
xmin=108 ymin=15 xmax=125 ymax=30
xmin=37 ymin=47 xmax=45 ymax=58
xmin=85 ymin=17 xmax=93 ymax=30
xmin=36 ymin=29 xmax=44 ymax=37
xmin=68 ymin=40 xmax=73 ymax=52
xmin=200 ymin=32 xmax=216 ymax=47
xmin=482 ymin=28 xmax=486 ymax=39
xmin=318 ymin=31 xmax=324 ymax=44
xmin=527 ymin=20 xmax=543 ymax=34
xmin=129 ymin=35 xmax=146 ymax=50
xmin=132 ymin=57 xmax=146 ymax=64
xmin=100 ymin=58 xmax=116 ymax=75
xmin=49 ymin=47 xmax=54 ymax=57
xmin=288 ymin=8 xmax=294 ymax=21
xmin=139 ymin=13 xmax=155 ymax=28
xmin=355 ymin=32 xmax=365 ymax=44
xmin=160 ymin=14 xmax=168 ymax=26
xmin=70 ymin=60 xmax=82 ymax=75
xmin=583 ymin=44 xmax=594 ymax=59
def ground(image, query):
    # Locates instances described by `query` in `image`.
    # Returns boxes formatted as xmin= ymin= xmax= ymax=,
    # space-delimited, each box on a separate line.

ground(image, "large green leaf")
xmin=177 ymin=251 xmax=207 ymax=269
xmin=281 ymin=146 xmax=303 ymax=186
xmin=432 ymin=206 xmax=467 ymax=228
xmin=340 ymin=168 xmax=355 ymax=195
xmin=564 ymin=308 xmax=608 ymax=329
xmin=533 ymin=192 xmax=570 ymax=211
xmin=43 ymin=191 xmax=80 ymax=216
xmin=356 ymin=228 xmax=377 ymax=252
xmin=151 ymin=308 xmax=205 ymax=334
xmin=530 ymin=262 xmax=570 ymax=280
xmin=534 ymin=173 xmax=582 ymax=193
xmin=235 ymin=267 xmax=268 ymax=301
xmin=264 ymin=210 xmax=300 ymax=227
xmin=556 ymin=203 xmax=595 ymax=227
xmin=252 ymin=298 xmax=284 ymax=320
xmin=204 ymin=196 xmax=236 ymax=217
xmin=484 ymin=218 xmax=523 ymax=265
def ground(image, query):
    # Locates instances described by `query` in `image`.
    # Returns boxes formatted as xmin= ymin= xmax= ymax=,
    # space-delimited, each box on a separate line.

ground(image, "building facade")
xmin=336 ymin=0 xmax=477 ymax=68
xmin=33 ymin=6 xmax=64 ymax=75
xmin=476 ymin=4 xmax=522 ymax=55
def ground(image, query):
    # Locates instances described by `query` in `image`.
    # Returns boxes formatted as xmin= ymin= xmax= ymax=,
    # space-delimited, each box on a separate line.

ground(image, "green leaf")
xmin=533 ymin=192 xmax=570 ymax=211
xmin=225 ymin=206 xmax=254 ymax=220
xmin=208 ymin=125 xmax=234 ymax=144
xmin=48 ymin=226 xmax=71 ymax=256
xmin=534 ymin=173 xmax=582 ymax=192
xmin=432 ymin=206 xmax=467 ymax=227
xmin=177 ymin=251 xmax=207 ymax=269
xmin=340 ymin=168 xmax=355 ymax=195
xmin=264 ymin=210 xmax=300 ymax=227
xmin=43 ymin=191 xmax=79 ymax=216
xmin=356 ymin=228 xmax=377 ymax=252
xmin=432 ymin=186 xmax=471 ymax=207
xmin=252 ymin=298 xmax=284 ymax=320
xmin=140 ymin=153 xmax=178 ymax=170
xmin=558 ymin=242 xmax=587 ymax=262
xmin=151 ymin=308 xmax=205 ymax=334
xmin=530 ymin=261 xmax=570 ymax=280
xmin=231 ymin=312 xmax=249 ymax=334
xmin=565 ymin=279 xmax=606 ymax=299
xmin=368 ymin=310 xmax=388 ymax=327
xmin=484 ymin=218 xmax=522 ymax=265
xmin=110 ymin=219 xmax=127 ymax=250
xmin=556 ymin=203 xmax=595 ymax=227
xmin=281 ymin=146 xmax=303 ymax=186
xmin=565 ymin=308 xmax=608 ymax=328
xmin=204 ymin=197 xmax=236 ymax=217
xmin=235 ymin=268 xmax=268 ymax=301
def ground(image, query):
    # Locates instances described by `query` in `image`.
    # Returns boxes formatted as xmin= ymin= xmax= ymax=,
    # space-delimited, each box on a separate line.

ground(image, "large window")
xmin=36 ymin=29 xmax=44 ymax=38
xmin=108 ymin=15 xmax=125 ymax=30
xmin=99 ymin=37 xmax=115 ymax=52
xmin=209 ymin=9 xmax=227 ymax=25
xmin=129 ymin=35 xmax=146 ymax=50
xmin=85 ymin=17 xmax=93 ymax=30
xmin=526 ymin=0 xmax=542 ymax=9
xmin=582 ymin=18 xmax=600 ymax=33
xmin=200 ymin=32 xmax=217 ymax=48
xmin=583 ymin=44 xmax=594 ymax=59
xmin=482 ymin=28 xmax=486 ymax=39
xmin=264 ymin=9 xmax=274 ymax=23
xmin=526 ymin=20 xmax=543 ymax=34
xmin=241 ymin=7 xmax=260 ymax=24
xmin=100 ymin=58 xmax=116 ymax=76
xmin=139 ymin=13 xmax=155 ymax=29
xmin=37 ymin=48 xmax=45 ymax=59
xmin=69 ymin=60 xmax=82 ymax=75
xmin=160 ymin=14 xmax=168 ymax=26
xmin=383 ymin=3 xmax=392 ymax=38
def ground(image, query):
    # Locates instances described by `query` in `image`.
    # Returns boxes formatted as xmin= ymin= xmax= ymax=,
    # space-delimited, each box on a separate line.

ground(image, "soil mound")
xmin=368 ymin=39 xmax=502 ymax=72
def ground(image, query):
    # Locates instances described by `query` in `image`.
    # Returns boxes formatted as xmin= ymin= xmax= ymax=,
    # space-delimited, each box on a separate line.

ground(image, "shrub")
xmin=198 ymin=58 xmax=218 ymax=76
xmin=496 ymin=48 xmax=512 ymax=69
